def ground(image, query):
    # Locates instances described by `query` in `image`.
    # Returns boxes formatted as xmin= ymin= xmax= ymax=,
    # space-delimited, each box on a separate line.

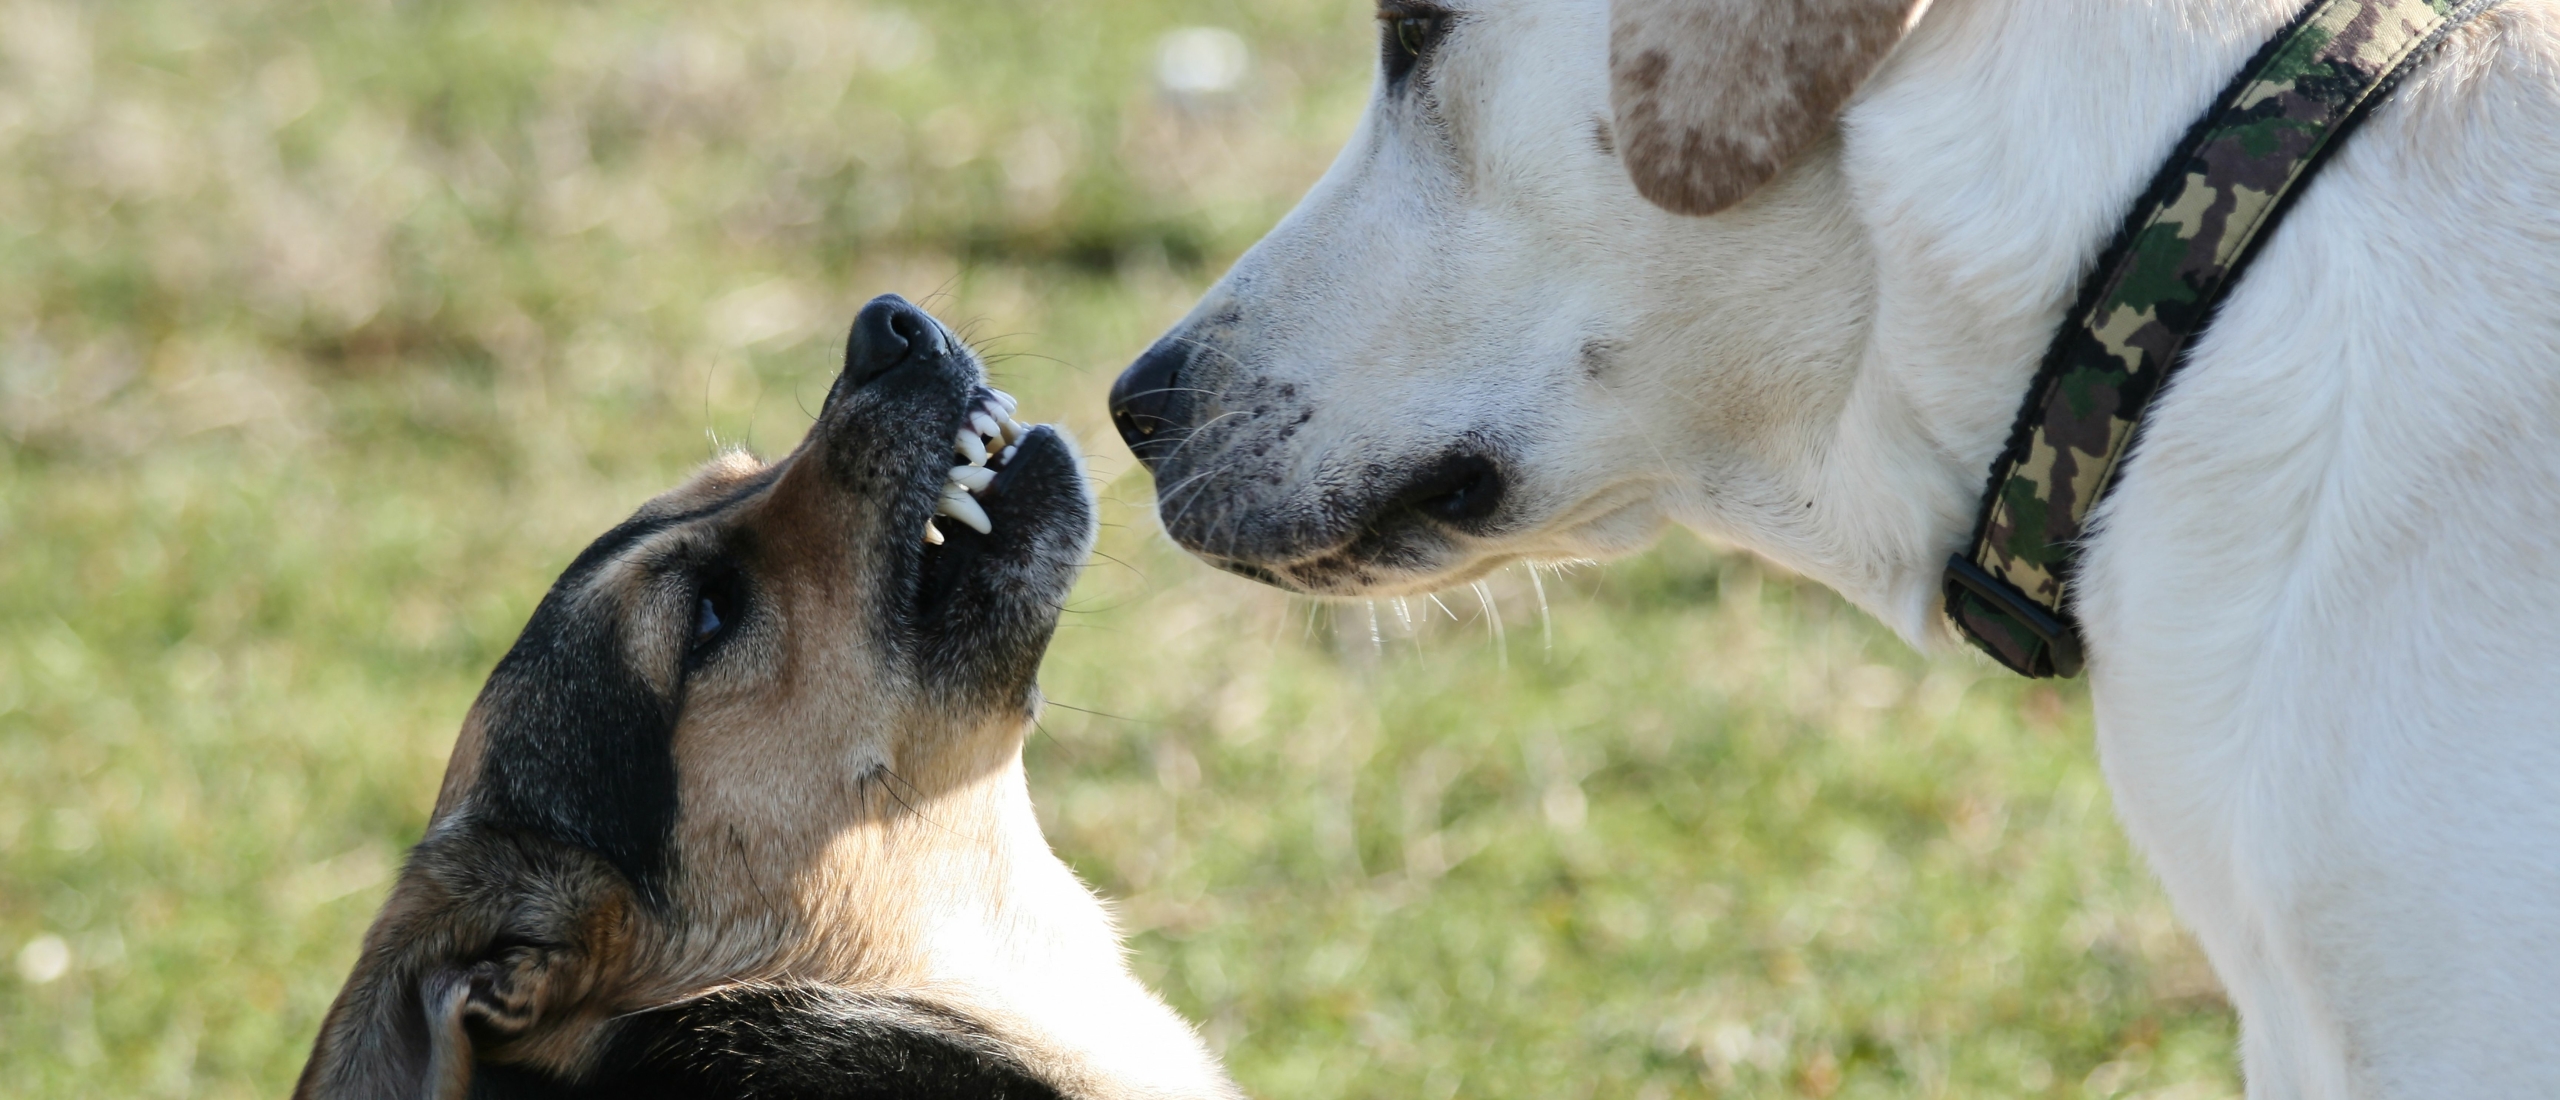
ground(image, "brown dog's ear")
xmin=1610 ymin=0 xmax=1927 ymax=215
xmin=292 ymin=951 xmax=483 ymax=1100
xmin=294 ymin=835 xmax=638 ymax=1099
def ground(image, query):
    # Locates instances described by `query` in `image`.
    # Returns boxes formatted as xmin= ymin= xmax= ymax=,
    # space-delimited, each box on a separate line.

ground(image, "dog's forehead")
xmin=550 ymin=451 xmax=782 ymax=600
xmin=641 ymin=449 xmax=774 ymax=520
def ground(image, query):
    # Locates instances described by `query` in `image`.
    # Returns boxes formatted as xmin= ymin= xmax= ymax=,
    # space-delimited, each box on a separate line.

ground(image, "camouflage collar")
xmin=1944 ymin=0 xmax=2503 ymax=678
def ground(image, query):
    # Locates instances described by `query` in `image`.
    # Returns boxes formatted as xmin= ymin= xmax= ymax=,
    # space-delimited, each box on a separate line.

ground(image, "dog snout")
xmin=1109 ymin=338 xmax=1191 ymax=466
xmin=828 ymin=294 xmax=948 ymax=409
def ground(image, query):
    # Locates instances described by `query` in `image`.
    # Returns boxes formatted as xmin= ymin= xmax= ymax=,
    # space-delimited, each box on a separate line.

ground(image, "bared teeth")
xmin=924 ymin=389 xmax=1037 ymax=543
xmin=936 ymin=482 xmax=992 ymax=534
xmin=983 ymin=397 xmax=1028 ymax=444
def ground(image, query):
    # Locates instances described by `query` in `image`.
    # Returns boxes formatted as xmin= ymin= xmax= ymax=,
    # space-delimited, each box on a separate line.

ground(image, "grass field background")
xmin=0 ymin=0 xmax=2240 ymax=1095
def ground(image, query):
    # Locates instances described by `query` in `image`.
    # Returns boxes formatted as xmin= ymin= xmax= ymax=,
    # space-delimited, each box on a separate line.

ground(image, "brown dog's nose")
xmin=841 ymin=294 xmax=945 ymax=389
xmin=1109 ymin=338 xmax=1187 ymax=466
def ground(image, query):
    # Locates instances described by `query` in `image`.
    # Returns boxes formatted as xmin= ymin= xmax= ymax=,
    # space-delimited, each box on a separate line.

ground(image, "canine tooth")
xmin=1002 ymin=417 xmax=1031 ymax=442
xmin=986 ymin=389 xmax=1017 ymax=416
xmin=955 ymin=428 xmax=988 ymax=465
xmin=922 ymin=519 xmax=945 ymax=545
xmin=936 ymin=487 xmax=993 ymax=534
xmin=970 ymin=410 xmax=1002 ymax=441
xmin=948 ymin=465 xmax=995 ymax=492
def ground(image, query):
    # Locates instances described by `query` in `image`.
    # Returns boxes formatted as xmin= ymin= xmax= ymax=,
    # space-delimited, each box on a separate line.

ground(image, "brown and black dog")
xmin=296 ymin=295 xmax=1239 ymax=1100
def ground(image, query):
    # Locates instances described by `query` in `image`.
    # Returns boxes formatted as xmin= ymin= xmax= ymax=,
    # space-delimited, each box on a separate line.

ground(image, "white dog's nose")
xmin=1109 ymin=337 xmax=1189 ymax=466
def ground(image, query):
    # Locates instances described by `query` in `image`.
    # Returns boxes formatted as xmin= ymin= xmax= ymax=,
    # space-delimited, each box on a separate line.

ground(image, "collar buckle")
xmin=1944 ymin=555 xmax=2083 ymax=679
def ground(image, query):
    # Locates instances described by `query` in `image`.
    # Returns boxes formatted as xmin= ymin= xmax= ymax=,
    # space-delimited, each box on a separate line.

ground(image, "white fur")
xmin=894 ymin=756 xmax=1236 ymax=1100
xmin=1159 ymin=0 xmax=2560 ymax=1093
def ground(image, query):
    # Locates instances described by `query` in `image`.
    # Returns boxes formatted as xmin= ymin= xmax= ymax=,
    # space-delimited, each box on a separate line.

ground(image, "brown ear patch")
xmin=1610 ymin=0 xmax=1925 ymax=215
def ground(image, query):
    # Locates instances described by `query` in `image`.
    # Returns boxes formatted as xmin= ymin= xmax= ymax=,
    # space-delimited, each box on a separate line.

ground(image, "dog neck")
xmin=1641 ymin=0 xmax=2305 ymax=644
xmin=658 ymin=727 xmax=1238 ymax=1099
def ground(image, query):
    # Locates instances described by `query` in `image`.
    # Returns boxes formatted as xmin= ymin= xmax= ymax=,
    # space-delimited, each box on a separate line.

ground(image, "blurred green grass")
xmin=0 ymin=0 xmax=2237 ymax=1096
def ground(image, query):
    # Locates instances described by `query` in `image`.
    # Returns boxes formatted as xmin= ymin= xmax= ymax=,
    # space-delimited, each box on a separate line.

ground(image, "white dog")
xmin=1106 ymin=1 xmax=2560 ymax=1095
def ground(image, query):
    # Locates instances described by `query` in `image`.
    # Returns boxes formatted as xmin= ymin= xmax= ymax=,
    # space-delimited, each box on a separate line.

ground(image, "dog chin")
xmin=1545 ymin=495 xmax=1671 ymax=562
xmin=1211 ymin=497 xmax=1666 ymax=600
xmin=908 ymin=422 xmax=1095 ymax=704
xmin=1213 ymin=536 xmax=1493 ymax=599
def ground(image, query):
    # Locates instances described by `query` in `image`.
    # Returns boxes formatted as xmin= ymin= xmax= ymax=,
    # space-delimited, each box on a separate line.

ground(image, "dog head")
xmin=1108 ymin=0 xmax=1922 ymax=598
xmin=293 ymin=295 xmax=1222 ymax=1098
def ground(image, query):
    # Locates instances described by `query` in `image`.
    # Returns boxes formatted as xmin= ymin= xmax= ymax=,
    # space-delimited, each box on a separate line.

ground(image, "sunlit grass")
xmin=0 ymin=0 xmax=2236 ymax=1096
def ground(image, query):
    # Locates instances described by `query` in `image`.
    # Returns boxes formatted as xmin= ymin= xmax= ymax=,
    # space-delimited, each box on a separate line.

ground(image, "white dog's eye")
xmin=1394 ymin=16 xmax=1433 ymax=54
xmin=1378 ymin=8 xmax=1446 ymax=85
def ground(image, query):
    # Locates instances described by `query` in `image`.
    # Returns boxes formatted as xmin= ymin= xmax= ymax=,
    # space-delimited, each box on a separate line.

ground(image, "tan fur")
xmin=429 ymin=709 xmax=487 ymax=822
xmin=1610 ymin=0 xmax=1927 ymax=214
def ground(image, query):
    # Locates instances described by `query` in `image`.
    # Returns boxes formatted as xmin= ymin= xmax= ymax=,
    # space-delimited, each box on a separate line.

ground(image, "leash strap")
xmin=1944 ymin=0 xmax=2501 ymax=678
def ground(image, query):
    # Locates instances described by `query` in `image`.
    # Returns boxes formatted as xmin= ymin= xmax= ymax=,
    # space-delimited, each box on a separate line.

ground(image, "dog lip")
xmin=1169 ymin=490 xmax=1458 ymax=581
xmin=1201 ymin=556 xmax=1295 ymax=590
xmin=899 ymin=386 xmax=1084 ymax=651
xmin=1168 ymin=494 xmax=1486 ymax=596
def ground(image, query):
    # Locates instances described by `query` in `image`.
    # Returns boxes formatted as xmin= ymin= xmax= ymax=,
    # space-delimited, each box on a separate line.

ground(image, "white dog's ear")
xmin=1610 ymin=0 xmax=1926 ymax=215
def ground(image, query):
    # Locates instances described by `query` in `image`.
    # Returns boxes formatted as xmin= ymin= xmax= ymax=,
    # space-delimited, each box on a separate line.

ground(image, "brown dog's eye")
xmin=689 ymin=568 xmax=746 ymax=662
xmin=1378 ymin=9 xmax=1446 ymax=86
